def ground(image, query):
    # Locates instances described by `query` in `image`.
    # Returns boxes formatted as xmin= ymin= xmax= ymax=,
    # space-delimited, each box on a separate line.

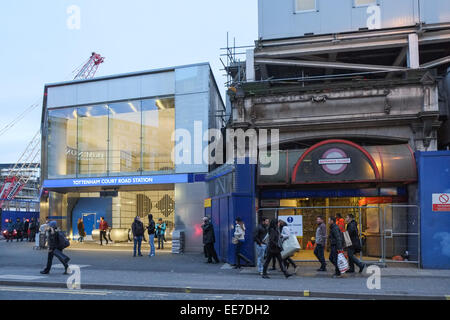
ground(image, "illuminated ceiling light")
xmin=128 ymin=102 xmax=138 ymax=113
xmin=72 ymin=110 xmax=78 ymax=119
xmin=155 ymin=100 xmax=166 ymax=110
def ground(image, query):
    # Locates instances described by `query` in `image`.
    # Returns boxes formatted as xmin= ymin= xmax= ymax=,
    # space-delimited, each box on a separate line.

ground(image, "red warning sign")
xmin=432 ymin=193 xmax=450 ymax=212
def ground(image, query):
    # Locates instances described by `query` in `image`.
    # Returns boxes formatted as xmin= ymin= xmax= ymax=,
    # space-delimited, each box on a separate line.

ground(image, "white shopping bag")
xmin=337 ymin=252 xmax=349 ymax=273
xmin=281 ymin=236 xmax=301 ymax=259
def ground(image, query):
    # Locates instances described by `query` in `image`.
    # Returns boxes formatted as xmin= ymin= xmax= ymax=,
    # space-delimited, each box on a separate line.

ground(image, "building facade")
xmin=40 ymin=63 xmax=225 ymax=252
xmin=208 ymin=0 xmax=450 ymax=267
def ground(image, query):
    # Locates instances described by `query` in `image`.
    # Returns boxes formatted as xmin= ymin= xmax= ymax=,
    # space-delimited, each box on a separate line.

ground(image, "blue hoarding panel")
xmin=417 ymin=151 xmax=450 ymax=269
xmin=1 ymin=211 xmax=40 ymax=231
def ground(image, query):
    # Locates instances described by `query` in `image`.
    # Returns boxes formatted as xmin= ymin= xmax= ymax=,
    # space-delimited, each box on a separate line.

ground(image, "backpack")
xmin=57 ymin=231 xmax=70 ymax=250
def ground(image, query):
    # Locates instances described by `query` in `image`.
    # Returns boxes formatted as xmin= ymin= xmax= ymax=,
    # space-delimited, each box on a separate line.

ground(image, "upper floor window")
xmin=295 ymin=0 xmax=316 ymax=12
xmin=354 ymin=0 xmax=376 ymax=7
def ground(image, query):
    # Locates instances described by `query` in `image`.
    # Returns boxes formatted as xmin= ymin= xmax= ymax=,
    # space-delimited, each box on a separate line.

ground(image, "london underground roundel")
xmin=318 ymin=148 xmax=351 ymax=175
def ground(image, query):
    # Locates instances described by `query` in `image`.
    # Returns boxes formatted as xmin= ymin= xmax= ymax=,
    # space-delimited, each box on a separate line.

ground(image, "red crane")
xmin=0 ymin=53 xmax=105 ymax=205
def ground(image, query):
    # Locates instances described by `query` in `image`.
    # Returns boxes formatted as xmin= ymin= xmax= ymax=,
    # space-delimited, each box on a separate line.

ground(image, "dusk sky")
xmin=0 ymin=0 xmax=258 ymax=163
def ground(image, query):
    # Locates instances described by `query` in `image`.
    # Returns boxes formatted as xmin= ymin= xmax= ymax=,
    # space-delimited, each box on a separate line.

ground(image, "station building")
xmin=40 ymin=63 xmax=225 ymax=252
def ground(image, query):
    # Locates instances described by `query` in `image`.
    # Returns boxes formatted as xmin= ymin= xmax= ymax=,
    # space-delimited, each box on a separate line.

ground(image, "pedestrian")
xmin=5 ymin=219 xmax=14 ymax=242
xmin=253 ymin=217 xmax=269 ymax=275
xmin=147 ymin=214 xmax=156 ymax=257
xmin=99 ymin=217 xmax=109 ymax=245
xmin=14 ymin=218 xmax=23 ymax=242
xmin=29 ymin=218 xmax=37 ymax=242
xmin=77 ymin=218 xmax=85 ymax=243
xmin=22 ymin=218 xmax=29 ymax=241
xmin=261 ymin=219 xmax=293 ymax=279
xmin=280 ymin=220 xmax=298 ymax=273
xmin=155 ymin=218 xmax=166 ymax=250
xmin=40 ymin=221 xmax=70 ymax=275
xmin=345 ymin=214 xmax=365 ymax=273
xmin=232 ymin=217 xmax=249 ymax=269
xmin=328 ymin=216 xmax=344 ymax=278
xmin=314 ymin=216 xmax=327 ymax=271
xmin=202 ymin=217 xmax=219 ymax=264
xmin=131 ymin=216 xmax=144 ymax=257
xmin=336 ymin=213 xmax=346 ymax=233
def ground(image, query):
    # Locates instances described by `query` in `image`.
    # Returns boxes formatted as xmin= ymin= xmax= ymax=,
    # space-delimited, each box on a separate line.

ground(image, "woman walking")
xmin=280 ymin=220 xmax=299 ymax=273
xmin=77 ymin=218 xmax=85 ymax=243
xmin=262 ymin=220 xmax=293 ymax=279
xmin=233 ymin=217 xmax=253 ymax=269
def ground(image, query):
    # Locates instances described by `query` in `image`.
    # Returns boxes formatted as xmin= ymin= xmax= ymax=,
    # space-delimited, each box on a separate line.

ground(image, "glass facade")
xmin=47 ymin=97 xmax=175 ymax=179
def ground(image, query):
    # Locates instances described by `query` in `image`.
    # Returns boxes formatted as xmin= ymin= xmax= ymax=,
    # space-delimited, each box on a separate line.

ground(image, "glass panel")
xmin=47 ymin=108 xmax=77 ymax=178
xmin=354 ymin=0 xmax=376 ymax=6
xmin=77 ymin=105 xmax=108 ymax=177
xmin=108 ymin=101 xmax=142 ymax=175
xmin=142 ymin=98 xmax=175 ymax=173
xmin=295 ymin=0 xmax=316 ymax=12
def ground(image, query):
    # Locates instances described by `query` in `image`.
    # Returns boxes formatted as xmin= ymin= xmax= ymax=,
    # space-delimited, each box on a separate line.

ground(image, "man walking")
xmin=314 ymin=216 xmax=327 ymax=271
xmin=131 ymin=216 xmax=144 ymax=257
xmin=99 ymin=217 xmax=109 ymax=245
xmin=253 ymin=217 xmax=269 ymax=275
xmin=40 ymin=221 xmax=70 ymax=275
xmin=147 ymin=214 xmax=156 ymax=257
xmin=202 ymin=217 xmax=219 ymax=264
xmin=329 ymin=216 xmax=344 ymax=278
xmin=22 ymin=218 xmax=29 ymax=241
xmin=345 ymin=214 xmax=365 ymax=273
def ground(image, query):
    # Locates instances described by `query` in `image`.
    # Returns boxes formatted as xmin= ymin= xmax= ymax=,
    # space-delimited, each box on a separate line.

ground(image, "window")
xmin=295 ymin=0 xmax=316 ymax=12
xmin=354 ymin=0 xmax=376 ymax=7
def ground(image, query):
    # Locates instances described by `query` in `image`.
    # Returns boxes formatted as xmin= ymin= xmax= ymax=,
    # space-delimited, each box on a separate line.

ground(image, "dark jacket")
xmin=14 ymin=221 xmax=23 ymax=233
xmin=6 ymin=221 xmax=14 ymax=232
xmin=77 ymin=222 xmax=85 ymax=237
xmin=346 ymin=220 xmax=362 ymax=252
xmin=329 ymin=223 xmax=343 ymax=250
xmin=202 ymin=222 xmax=215 ymax=245
xmin=267 ymin=227 xmax=282 ymax=254
xmin=253 ymin=223 xmax=268 ymax=246
xmin=132 ymin=218 xmax=145 ymax=237
xmin=23 ymin=221 xmax=29 ymax=232
xmin=47 ymin=228 xmax=59 ymax=250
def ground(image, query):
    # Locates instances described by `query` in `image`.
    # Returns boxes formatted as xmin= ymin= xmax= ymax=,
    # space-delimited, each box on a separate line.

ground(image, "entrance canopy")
xmin=258 ymin=140 xmax=417 ymax=185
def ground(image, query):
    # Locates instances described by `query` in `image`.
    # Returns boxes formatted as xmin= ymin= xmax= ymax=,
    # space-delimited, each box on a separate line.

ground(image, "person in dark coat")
xmin=77 ymin=218 xmax=85 ymax=243
xmin=22 ymin=218 xmax=29 ymax=241
xmin=5 ymin=219 xmax=14 ymax=242
xmin=328 ymin=216 xmax=344 ymax=277
xmin=202 ymin=217 xmax=219 ymax=264
xmin=14 ymin=218 xmax=23 ymax=242
xmin=345 ymin=214 xmax=365 ymax=273
xmin=40 ymin=221 xmax=70 ymax=275
xmin=147 ymin=214 xmax=156 ymax=257
xmin=29 ymin=218 xmax=37 ymax=242
xmin=131 ymin=216 xmax=144 ymax=257
xmin=261 ymin=219 xmax=293 ymax=279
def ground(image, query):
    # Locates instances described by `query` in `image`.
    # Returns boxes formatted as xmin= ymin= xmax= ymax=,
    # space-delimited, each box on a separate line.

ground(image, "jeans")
xmin=314 ymin=244 xmax=326 ymax=269
xmin=148 ymin=234 xmax=155 ymax=256
xmin=133 ymin=236 xmax=142 ymax=256
xmin=100 ymin=230 xmax=108 ymax=245
xmin=256 ymin=243 xmax=267 ymax=273
xmin=157 ymin=235 xmax=164 ymax=249
xmin=347 ymin=246 xmax=364 ymax=271
xmin=329 ymin=245 xmax=341 ymax=275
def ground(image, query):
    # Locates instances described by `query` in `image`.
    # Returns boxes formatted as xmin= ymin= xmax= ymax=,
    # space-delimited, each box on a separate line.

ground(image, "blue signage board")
xmin=43 ymin=174 xmax=191 ymax=189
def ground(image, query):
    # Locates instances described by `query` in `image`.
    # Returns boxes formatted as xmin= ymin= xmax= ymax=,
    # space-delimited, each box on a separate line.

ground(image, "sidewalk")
xmin=1 ymin=240 xmax=449 ymax=299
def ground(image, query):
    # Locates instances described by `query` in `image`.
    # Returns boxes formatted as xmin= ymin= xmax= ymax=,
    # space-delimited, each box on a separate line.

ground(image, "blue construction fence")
xmin=1 ymin=210 xmax=40 ymax=231
xmin=417 ymin=151 xmax=450 ymax=269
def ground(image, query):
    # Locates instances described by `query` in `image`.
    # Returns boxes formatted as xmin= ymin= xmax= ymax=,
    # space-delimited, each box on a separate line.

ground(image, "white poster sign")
xmin=278 ymin=215 xmax=303 ymax=237
xmin=432 ymin=193 xmax=450 ymax=212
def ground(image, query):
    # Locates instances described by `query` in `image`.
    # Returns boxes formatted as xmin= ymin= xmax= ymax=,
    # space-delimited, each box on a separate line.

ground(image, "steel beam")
xmin=255 ymin=58 xmax=407 ymax=72
xmin=420 ymin=55 xmax=450 ymax=69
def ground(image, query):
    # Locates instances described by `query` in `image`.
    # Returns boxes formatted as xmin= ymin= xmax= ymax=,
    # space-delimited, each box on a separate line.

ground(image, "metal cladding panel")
xmin=46 ymin=71 xmax=175 ymax=108
xmin=417 ymin=151 xmax=450 ymax=269
xmin=420 ymin=0 xmax=450 ymax=24
xmin=258 ymin=0 xmax=427 ymax=40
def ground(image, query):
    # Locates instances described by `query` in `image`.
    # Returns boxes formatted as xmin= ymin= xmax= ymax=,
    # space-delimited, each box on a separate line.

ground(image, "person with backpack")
xmin=40 ymin=221 xmax=70 ymax=275
xmin=345 ymin=214 xmax=365 ymax=273
xmin=328 ymin=216 xmax=344 ymax=278
xmin=155 ymin=218 xmax=166 ymax=250
xmin=131 ymin=216 xmax=145 ymax=257
xmin=146 ymin=214 xmax=156 ymax=257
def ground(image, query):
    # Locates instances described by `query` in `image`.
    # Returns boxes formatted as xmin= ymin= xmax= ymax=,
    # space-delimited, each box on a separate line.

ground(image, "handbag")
xmin=343 ymin=231 xmax=353 ymax=248
xmin=232 ymin=237 xmax=239 ymax=245
xmin=281 ymin=236 xmax=301 ymax=259
xmin=337 ymin=252 xmax=349 ymax=273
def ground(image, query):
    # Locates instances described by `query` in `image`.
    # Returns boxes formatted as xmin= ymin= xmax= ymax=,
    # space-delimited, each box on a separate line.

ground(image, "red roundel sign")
xmin=318 ymin=148 xmax=351 ymax=175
